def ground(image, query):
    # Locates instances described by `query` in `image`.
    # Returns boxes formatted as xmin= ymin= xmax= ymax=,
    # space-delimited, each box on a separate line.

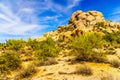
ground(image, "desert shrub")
xmin=94 ymin=22 xmax=105 ymax=28
xmin=100 ymin=74 xmax=114 ymax=80
xmin=33 ymin=37 xmax=60 ymax=60
xmin=0 ymin=52 xmax=21 ymax=74
xmin=105 ymin=50 xmax=116 ymax=55
xmin=58 ymin=26 xmax=74 ymax=32
xmin=110 ymin=60 xmax=120 ymax=68
xmin=0 ymin=57 xmax=9 ymax=74
xmin=43 ymin=33 xmax=47 ymax=37
xmin=74 ymin=65 xmax=92 ymax=76
xmin=6 ymin=39 xmax=26 ymax=51
xmin=103 ymin=31 xmax=120 ymax=44
xmin=70 ymin=32 xmax=106 ymax=62
xmin=27 ymin=38 xmax=40 ymax=50
xmin=0 ymin=43 xmax=5 ymax=50
xmin=35 ymin=58 xmax=58 ymax=66
xmin=15 ymin=65 xmax=37 ymax=79
xmin=63 ymin=27 xmax=74 ymax=32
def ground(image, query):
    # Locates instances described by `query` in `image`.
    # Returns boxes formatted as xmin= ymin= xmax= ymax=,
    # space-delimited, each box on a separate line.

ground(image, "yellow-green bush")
xmin=6 ymin=39 xmax=26 ymax=51
xmin=70 ymin=32 xmax=106 ymax=62
xmin=33 ymin=37 xmax=60 ymax=60
xmin=94 ymin=22 xmax=105 ymax=28
xmin=0 ymin=43 xmax=5 ymax=50
xmin=27 ymin=38 xmax=40 ymax=50
xmin=103 ymin=31 xmax=120 ymax=44
xmin=0 ymin=52 xmax=21 ymax=74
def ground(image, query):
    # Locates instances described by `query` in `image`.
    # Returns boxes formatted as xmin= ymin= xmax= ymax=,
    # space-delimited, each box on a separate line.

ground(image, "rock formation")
xmin=36 ymin=10 xmax=120 ymax=42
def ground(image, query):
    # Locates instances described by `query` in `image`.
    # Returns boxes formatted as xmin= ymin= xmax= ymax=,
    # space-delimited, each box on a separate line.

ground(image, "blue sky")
xmin=0 ymin=0 xmax=120 ymax=42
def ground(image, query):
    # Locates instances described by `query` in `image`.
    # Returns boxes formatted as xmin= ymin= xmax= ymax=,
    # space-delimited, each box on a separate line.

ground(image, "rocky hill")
xmin=36 ymin=10 xmax=120 ymax=42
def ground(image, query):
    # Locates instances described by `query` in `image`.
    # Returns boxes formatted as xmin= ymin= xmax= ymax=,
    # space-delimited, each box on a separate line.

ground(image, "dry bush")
xmin=73 ymin=65 xmax=93 ymax=76
xmin=35 ymin=58 xmax=58 ymax=66
xmin=100 ymin=74 xmax=114 ymax=80
xmin=15 ymin=65 xmax=37 ymax=80
xmin=110 ymin=60 xmax=120 ymax=68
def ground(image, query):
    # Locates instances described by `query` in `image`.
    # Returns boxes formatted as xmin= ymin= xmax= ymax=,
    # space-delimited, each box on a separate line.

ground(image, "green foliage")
xmin=103 ymin=31 xmax=120 ymax=44
xmin=27 ymin=38 xmax=40 ymax=50
xmin=0 ymin=52 xmax=21 ymax=74
xmin=94 ymin=22 xmax=105 ymax=28
xmin=6 ymin=39 xmax=26 ymax=51
xmin=33 ymin=37 xmax=60 ymax=60
xmin=0 ymin=43 xmax=5 ymax=50
xmin=70 ymin=32 xmax=106 ymax=62
xmin=43 ymin=33 xmax=47 ymax=37
xmin=64 ymin=27 xmax=74 ymax=31
xmin=58 ymin=26 xmax=74 ymax=32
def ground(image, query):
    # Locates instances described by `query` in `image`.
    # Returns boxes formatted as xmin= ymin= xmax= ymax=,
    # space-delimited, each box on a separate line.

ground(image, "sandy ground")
xmin=7 ymin=48 xmax=120 ymax=80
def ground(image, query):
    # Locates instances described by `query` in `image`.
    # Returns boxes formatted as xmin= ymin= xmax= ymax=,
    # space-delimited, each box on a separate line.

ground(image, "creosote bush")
xmin=70 ymin=32 xmax=106 ymax=62
xmin=0 ymin=52 xmax=21 ymax=74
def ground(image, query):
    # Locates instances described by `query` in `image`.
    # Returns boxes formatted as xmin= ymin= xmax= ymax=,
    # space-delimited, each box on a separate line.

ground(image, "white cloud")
xmin=67 ymin=0 xmax=81 ymax=9
xmin=0 ymin=0 xmax=83 ymax=42
xmin=108 ymin=7 xmax=120 ymax=22
xmin=111 ymin=7 xmax=120 ymax=15
xmin=0 ymin=3 xmax=46 ymax=35
xmin=43 ymin=0 xmax=82 ymax=14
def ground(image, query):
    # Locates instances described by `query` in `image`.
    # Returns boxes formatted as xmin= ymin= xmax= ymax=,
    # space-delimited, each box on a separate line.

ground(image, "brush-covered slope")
xmin=1 ymin=10 xmax=120 ymax=80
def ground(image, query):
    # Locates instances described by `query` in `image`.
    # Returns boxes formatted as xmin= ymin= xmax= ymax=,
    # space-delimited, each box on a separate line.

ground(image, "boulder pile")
xmin=36 ymin=10 xmax=120 ymax=42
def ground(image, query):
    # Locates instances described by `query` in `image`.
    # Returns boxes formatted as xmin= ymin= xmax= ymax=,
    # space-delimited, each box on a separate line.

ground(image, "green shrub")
xmin=33 ymin=37 xmax=60 ymax=60
xmin=27 ymin=38 xmax=40 ymax=50
xmin=0 ymin=52 xmax=21 ymax=74
xmin=58 ymin=26 xmax=74 ymax=32
xmin=0 ymin=43 xmax=5 ymax=50
xmin=70 ymin=32 xmax=106 ymax=62
xmin=0 ymin=57 xmax=9 ymax=74
xmin=94 ymin=22 xmax=105 ymax=28
xmin=103 ymin=31 xmax=120 ymax=44
xmin=6 ymin=39 xmax=26 ymax=51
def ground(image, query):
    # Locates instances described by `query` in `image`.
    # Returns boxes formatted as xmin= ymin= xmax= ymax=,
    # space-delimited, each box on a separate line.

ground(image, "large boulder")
xmin=69 ymin=10 xmax=105 ymax=28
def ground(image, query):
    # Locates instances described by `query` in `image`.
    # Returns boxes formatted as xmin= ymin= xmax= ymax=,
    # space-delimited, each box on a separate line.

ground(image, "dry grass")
xmin=110 ymin=59 xmax=120 ymax=68
xmin=35 ymin=58 xmax=58 ymax=66
xmin=100 ymin=74 xmax=114 ymax=80
xmin=73 ymin=65 xmax=93 ymax=76
xmin=14 ymin=64 xmax=37 ymax=80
